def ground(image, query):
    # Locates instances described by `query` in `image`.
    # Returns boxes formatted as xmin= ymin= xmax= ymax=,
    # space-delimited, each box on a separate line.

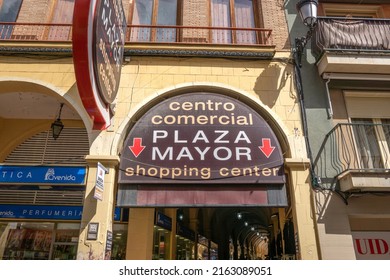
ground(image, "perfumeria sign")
xmin=119 ymin=93 xmax=285 ymax=184
xmin=73 ymin=0 xmax=126 ymax=129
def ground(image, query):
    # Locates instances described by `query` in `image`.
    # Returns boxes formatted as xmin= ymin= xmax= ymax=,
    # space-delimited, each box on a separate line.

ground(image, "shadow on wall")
xmin=253 ymin=63 xmax=295 ymax=109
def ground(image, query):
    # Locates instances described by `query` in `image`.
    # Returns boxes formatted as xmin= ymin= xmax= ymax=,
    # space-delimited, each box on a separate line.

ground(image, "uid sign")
xmin=353 ymin=231 xmax=390 ymax=260
xmin=119 ymin=93 xmax=285 ymax=184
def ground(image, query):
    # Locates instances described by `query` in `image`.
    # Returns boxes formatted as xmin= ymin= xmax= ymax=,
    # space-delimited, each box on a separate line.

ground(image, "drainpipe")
xmin=324 ymin=78 xmax=333 ymax=119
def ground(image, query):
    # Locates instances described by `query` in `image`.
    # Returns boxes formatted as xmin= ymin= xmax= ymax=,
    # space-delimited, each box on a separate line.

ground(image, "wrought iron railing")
xmin=126 ymin=24 xmax=273 ymax=46
xmin=312 ymin=17 xmax=390 ymax=58
xmin=0 ymin=22 xmax=73 ymax=41
xmin=0 ymin=22 xmax=274 ymax=47
xmin=314 ymin=123 xmax=390 ymax=188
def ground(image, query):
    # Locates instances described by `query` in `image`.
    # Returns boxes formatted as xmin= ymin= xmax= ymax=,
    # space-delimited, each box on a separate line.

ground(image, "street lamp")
xmin=293 ymin=0 xmax=323 ymax=190
xmin=295 ymin=0 xmax=318 ymax=67
xmin=51 ymin=103 xmax=64 ymax=140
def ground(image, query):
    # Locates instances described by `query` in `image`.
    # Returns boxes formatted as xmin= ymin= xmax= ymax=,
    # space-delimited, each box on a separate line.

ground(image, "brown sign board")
xmin=119 ymin=92 xmax=285 ymax=185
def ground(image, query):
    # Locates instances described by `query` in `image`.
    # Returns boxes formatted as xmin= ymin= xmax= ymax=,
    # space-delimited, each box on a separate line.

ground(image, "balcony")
xmin=0 ymin=22 xmax=275 ymax=58
xmin=314 ymin=122 xmax=390 ymax=192
xmin=312 ymin=17 xmax=390 ymax=76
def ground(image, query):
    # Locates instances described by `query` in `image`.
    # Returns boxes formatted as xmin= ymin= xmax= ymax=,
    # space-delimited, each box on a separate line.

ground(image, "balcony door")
xmin=48 ymin=0 xmax=74 ymax=41
xmin=211 ymin=0 xmax=256 ymax=44
xmin=130 ymin=0 xmax=178 ymax=42
xmin=352 ymin=118 xmax=390 ymax=170
xmin=0 ymin=0 xmax=22 ymax=39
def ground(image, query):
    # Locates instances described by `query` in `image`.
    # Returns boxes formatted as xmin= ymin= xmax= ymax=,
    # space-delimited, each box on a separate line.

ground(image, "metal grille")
xmin=4 ymin=127 xmax=89 ymax=165
xmin=0 ymin=189 xmax=85 ymax=205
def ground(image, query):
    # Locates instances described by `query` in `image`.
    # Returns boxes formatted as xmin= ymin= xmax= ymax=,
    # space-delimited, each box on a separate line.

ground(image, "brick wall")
xmin=259 ymin=0 xmax=290 ymax=50
xmin=17 ymin=0 xmax=52 ymax=23
xmin=182 ymin=0 xmax=209 ymax=43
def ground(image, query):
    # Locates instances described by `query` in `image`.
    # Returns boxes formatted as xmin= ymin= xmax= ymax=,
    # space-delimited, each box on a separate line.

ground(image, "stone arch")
xmin=0 ymin=79 xmax=93 ymax=146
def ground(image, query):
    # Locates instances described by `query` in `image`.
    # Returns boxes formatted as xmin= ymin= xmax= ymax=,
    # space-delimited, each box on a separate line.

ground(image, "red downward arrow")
xmin=259 ymin=138 xmax=275 ymax=158
xmin=129 ymin=138 xmax=145 ymax=158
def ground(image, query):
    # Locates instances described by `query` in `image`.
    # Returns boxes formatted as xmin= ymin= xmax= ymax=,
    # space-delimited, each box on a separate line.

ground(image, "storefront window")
xmin=153 ymin=225 xmax=171 ymax=260
xmin=210 ymin=241 xmax=218 ymax=260
xmin=176 ymin=222 xmax=195 ymax=260
xmin=197 ymin=234 xmax=209 ymax=260
xmin=111 ymin=224 xmax=127 ymax=260
xmin=176 ymin=236 xmax=195 ymax=260
xmin=51 ymin=223 xmax=79 ymax=260
xmin=0 ymin=222 xmax=54 ymax=260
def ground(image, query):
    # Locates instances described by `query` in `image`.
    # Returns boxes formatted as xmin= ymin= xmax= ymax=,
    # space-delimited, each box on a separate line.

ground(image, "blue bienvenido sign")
xmin=155 ymin=211 xmax=172 ymax=230
xmin=0 ymin=165 xmax=86 ymax=185
xmin=0 ymin=205 xmax=121 ymax=221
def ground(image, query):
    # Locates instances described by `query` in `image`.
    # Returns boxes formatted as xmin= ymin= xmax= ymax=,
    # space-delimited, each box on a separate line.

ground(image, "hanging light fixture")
xmin=295 ymin=0 xmax=319 ymax=67
xmin=296 ymin=0 xmax=318 ymax=28
xmin=51 ymin=103 xmax=64 ymax=140
xmin=177 ymin=208 xmax=184 ymax=221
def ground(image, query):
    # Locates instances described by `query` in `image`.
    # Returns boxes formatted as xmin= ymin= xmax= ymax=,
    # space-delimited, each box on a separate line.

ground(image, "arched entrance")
xmin=117 ymin=90 xmax=297 ymax=260
xmin=0 ymin=80 xmax=92 ymax=260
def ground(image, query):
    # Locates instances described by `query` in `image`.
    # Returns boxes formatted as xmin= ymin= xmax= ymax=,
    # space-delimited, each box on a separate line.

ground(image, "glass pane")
xmin=111 ymin=224 xmax=127 ymax=260
xmin=156 ymin=0 xmax=177 ymax=42
xmin=55 ymin=223 xmax=79 ymax=245
xmin=211 ymin=0 xmax=232 ymax=44
xmin=48 ymin=0 xmax=74 ymax=41
xmin=131 ymin=0 xmax=154 ymax=41
xmin=52 ymin=244 xmax=77 ymax=260
xmin=152 ymin=226 xmax=171 ymax=260
xmin=0 ymin=0 xmax=22 ymax=21
xmin=381 ymin=119 xmax=390 ymax=163
xmin=352 ymin=119 xmax=383 ymax=169
xmin=234 ymin=0 xmax=256 ymax=44
xmin=0 ymin=0 xmax=22 ymax=39
xmin=1 ymin=222 xmax=54 ymax=260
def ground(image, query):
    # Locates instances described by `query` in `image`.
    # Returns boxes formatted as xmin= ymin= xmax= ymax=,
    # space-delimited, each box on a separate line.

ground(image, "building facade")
xmin=286 ymin=0 xmax=390 ymax=260
xmin=0 ymin=0 xmax=318 ymax=260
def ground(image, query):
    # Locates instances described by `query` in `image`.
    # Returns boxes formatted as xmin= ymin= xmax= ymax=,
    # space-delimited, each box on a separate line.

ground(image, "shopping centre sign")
xmin=119 ymin=93 xmax=285 ymax=184
xmin=73 ymin=0 xmax=126 ymax=129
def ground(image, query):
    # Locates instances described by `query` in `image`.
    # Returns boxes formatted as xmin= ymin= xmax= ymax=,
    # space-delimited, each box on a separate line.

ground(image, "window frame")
xmin=130 ymin=0 xmax=182 ymax=42
xmin=320 ymin=3 xmax=384 ymax=18
xmin=350 ymin=118 xmax=390 ymax=170
xmin=342 ymin=91 xmax=390 ymax=170
xmin=209 ymin=0 xmax=261 ymax=44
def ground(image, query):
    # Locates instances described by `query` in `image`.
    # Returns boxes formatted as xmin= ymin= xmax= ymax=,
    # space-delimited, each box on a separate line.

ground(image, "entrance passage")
xmin=128 ymin=206 xmax=297 ymax=260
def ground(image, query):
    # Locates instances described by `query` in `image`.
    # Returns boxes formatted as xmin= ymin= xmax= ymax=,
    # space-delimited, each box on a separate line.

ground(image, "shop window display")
xmin=153 ymin=226 xmax=171 ymax=260
xmin=176 ymin=236 xmax=195 ymax=260
xmin=0 ymin=222 xmax=54 ymax=260
xmin=111 ymin=224 xmax=127 ymax=260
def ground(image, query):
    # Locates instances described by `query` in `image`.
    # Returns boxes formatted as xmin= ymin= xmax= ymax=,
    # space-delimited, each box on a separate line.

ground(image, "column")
xmin=164 ymin=208 xmax=177 ymax=260
xmin=126 ymin=208 xmax=155 ymax=260
xmin=77 ymin=155 xmax=119 ymax=260
xmin=285 ymin=158 xmax=320 ymax=260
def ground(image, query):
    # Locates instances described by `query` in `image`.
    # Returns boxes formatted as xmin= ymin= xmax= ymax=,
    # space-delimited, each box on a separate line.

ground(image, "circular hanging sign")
xmin=93 ymin=0 xmax=126 ymax=104
xmin=73 ymin=0 xmax=126 ymax=129
xmin=119 ymin=92 xmax=285 ymax=184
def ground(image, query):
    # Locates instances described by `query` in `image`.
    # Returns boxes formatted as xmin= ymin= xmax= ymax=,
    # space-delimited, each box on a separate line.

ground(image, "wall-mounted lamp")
xmin=51 ymin=103 xmax=64 ymax=140
xmin=237 ymin=212 xmax=243 ymax=220
xmin=295 ymin=0 xmax=318 ymax=67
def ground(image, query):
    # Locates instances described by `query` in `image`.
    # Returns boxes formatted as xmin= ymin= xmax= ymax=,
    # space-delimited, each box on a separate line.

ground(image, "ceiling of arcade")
xmin=0 ymin=91 xmax=80 ymax=120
